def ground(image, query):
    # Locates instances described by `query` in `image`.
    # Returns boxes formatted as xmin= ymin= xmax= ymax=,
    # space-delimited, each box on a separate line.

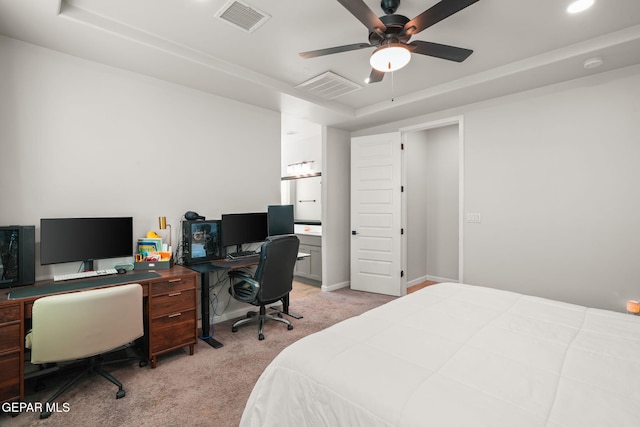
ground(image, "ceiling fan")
xmin=299 ymin=0 xmax=481 ymax=83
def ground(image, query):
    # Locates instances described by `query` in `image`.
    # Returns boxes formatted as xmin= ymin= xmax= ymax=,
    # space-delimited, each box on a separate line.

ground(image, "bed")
xmin=240 ymin=282 xmax=640 ymax=427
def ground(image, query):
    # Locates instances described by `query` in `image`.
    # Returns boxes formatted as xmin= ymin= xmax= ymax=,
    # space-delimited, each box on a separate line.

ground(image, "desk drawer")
xmin=150 ymin=309 xmax=196 ymax=353
xmin=151 ymin=276 xmax=195 ymax=295
xmin=0 ymin=352 xmax=21 ymax=402
xmin=0 ymin=324 xmax=20 ymax=353
xmin=151 ymin=289 xmax=195 ymax=316
xmin=0 ymin=305 xmax=20 ymax=323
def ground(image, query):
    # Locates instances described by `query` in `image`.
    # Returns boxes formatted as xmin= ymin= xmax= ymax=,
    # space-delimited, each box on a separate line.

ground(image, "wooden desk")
xmin=0 ymin=265 xmax=198 ymax=405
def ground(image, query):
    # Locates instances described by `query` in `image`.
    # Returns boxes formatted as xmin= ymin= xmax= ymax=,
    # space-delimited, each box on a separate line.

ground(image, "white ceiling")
xmin=1 ymin=0 xmax=640 ymax=133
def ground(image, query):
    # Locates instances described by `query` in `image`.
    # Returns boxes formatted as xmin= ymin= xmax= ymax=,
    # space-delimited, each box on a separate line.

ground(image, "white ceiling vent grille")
xmin=296 ymin=71 xmax=363 ymax=100
xmin=215 ymin=0 xmax=270 ymax=33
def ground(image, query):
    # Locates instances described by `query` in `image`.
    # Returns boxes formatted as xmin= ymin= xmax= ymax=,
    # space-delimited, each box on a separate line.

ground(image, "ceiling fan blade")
xmin=408 ymin=40 xmax=473 ymax=62
xmin=299 ymin=43 xmax=373 ymax=59
xmin=337 ymin=0 xmax=387 ymax=34
xmin=404 ymin=0 xmax=480 ymax=36
xmin=368 ymin=68 xmax=385 ymax=84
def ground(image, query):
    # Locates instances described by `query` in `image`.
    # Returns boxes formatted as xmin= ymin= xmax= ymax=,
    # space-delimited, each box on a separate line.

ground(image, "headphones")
xmin=184 ymin=211 xmax=205 ymax=221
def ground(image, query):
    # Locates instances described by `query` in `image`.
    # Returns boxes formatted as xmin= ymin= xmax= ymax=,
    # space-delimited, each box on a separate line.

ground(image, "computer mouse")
xmin=116 ymin=268 xmax=126 ymax=274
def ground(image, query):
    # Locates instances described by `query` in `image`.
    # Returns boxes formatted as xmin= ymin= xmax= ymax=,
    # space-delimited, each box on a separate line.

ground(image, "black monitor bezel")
xmin=40 ymin=217 xmax=133 ymax=266
xmin=267 ymin=205 xmax=294 ymax=236
xmin=221 ymin=212 xmax=268 ymax=248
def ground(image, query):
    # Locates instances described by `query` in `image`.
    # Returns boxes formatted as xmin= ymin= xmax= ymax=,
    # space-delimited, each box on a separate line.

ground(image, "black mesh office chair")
xmin=228 ymin=235 xmax=300 ymax=340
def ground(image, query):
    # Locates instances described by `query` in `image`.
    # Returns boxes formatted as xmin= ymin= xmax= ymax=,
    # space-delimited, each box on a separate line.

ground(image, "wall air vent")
xmin=295 ymin=71 xmax=362 ymax=100
xmin=215 ymin=0 xmax=271 ymax=33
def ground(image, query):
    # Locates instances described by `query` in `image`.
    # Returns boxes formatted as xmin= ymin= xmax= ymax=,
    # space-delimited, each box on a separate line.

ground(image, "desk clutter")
xmin=134 ymin=231 xmax=173 ymax=270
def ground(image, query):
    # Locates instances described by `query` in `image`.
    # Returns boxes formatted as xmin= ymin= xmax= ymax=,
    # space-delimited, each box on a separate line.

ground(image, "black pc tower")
xmin=0 ymin=225 xmax=35 ymax=288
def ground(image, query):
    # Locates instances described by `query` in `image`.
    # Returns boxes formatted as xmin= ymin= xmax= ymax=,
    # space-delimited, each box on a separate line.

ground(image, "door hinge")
xmin=401 ymin=270 xmax=404 ymax=278
xmin=401 ymin=228 xmax=404 ymax=235
xmin=401 ymin=185 xmax=404 ymax=192
xmin=401 ymin=143 xmax=404 ymax=150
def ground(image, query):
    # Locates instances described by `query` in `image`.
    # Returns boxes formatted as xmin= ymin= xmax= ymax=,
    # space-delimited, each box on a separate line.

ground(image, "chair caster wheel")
xmin=259 ymin=333 xmax=265 ymax=340
xmin=232 ymin=327 xmax=238 ymax=333
xmin=40 ymin=411 xmax=52 ymax=419
xmin=116 ymin=389 xmax=126 ymax=399
xmin=287 ymin=325 xmax=294 ymax=330
xmin=277 ymin=312 xmax=283 ymax=318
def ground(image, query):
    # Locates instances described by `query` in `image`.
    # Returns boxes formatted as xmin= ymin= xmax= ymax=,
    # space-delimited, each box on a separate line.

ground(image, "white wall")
xmin=424 ymin=125 xmax=459 ymax=282
xmin=405 ymin=125 xmax=459 ymax=285
xmin=0 ymin=36 xmax=281 ymax=319
xmin=321 ymin=126 xmax=350 ymax=291
xmin=354 ymin=65 xmax=640 ymax=312
xmin=281 ymin=134 xmax=322 ymax=177
xmin=405 ymin=133 xmax=429 ymax=284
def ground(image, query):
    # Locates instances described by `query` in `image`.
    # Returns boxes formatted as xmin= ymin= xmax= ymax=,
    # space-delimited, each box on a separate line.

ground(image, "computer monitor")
xmin=181 ymin=220 xmax=222 ymax=264
xmin=221 ymin=212 xmax=268 ymax=249
xmin=267 ymin=205 xmax=294 ymax=236
xmin=40 ymin=217 xmax=133 ymax=271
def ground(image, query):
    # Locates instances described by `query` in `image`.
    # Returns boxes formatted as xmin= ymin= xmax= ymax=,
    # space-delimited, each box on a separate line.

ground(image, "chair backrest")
xmin=27 ymin=283 xmax=144 ymax=364
xmin=253 ymin=235 xmax=300 ymax=303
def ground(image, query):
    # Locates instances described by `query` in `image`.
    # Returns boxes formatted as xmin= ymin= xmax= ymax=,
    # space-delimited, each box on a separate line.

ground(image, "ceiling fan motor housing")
xmin=369 ymin=13 xmax=410 ymax=45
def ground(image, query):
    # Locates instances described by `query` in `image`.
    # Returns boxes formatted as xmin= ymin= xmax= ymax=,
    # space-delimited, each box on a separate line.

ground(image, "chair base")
xmin=232 ymin=305 xmax=293 ymax=340
xmin=31 ymin=347 xmax=144 ymax=419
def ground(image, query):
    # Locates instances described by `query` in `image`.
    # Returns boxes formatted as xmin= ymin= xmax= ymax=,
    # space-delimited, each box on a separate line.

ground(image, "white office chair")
xmin=25 ymin=284 xmax=144 ymax=419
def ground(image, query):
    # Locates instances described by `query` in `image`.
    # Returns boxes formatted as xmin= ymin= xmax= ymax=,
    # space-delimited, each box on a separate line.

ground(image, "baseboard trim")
xmin=426 ymin=275 xmax=458 ymax=283
xmin=322 ymin=281 xmax=349 ymax=292
xmin=406 ymin=275 xmax=429 ymax=287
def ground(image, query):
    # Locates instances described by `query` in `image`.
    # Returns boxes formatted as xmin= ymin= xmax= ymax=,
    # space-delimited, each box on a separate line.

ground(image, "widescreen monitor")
xmin=221 ymin=212 xmax=268 ymax=248
xmin=40 ymin=217 xmax=133 ymax=270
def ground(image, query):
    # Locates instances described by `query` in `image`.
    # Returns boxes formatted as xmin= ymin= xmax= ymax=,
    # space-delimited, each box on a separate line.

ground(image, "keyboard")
xmin=227 ymin=251 xmax=258 ymax=259
xmin=53 ymin=268 xmax=119 ymax=282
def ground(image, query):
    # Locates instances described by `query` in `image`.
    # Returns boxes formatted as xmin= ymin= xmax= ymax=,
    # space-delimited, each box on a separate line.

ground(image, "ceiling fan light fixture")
xmin=370 ymin=44 xmax=411 ymax=73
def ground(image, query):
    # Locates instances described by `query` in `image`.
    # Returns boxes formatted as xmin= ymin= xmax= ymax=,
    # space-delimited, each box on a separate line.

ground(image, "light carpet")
xmin=2 ymin=287 xmax=395 ymax=427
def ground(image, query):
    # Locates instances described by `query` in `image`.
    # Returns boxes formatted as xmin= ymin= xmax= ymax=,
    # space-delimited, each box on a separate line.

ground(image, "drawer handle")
xmin=168 ymin=292 xmax=182 ymax=297
xmin=168 ymin=278 xmax=182 ymax=283
xmin=168 ymin=313 xmax=182 ymax=318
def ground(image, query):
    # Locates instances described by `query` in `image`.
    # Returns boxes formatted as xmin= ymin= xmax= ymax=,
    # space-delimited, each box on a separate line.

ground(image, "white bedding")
xmin=240 ymin=283 xmax=640 ymax=427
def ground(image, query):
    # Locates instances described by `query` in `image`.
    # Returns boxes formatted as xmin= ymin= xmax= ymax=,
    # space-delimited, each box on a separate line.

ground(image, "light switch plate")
xmin=466 ymin=213 xmax=481 ymax=223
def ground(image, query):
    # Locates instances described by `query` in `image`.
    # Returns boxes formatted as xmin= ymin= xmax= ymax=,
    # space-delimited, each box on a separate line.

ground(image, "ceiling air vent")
xmin=215 ymin=0 xmax=270 ymax=33
xmin=296 ymin=71 xmax=362 ymax=100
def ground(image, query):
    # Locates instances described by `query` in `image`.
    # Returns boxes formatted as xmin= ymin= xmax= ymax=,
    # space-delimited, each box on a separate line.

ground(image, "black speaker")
xmin=184 ymin=211 xmax=205 ymax=221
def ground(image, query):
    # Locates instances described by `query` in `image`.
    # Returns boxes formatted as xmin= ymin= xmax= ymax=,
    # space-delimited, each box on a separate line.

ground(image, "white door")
xmin=350 ymin=132 xmax=403 ymax=296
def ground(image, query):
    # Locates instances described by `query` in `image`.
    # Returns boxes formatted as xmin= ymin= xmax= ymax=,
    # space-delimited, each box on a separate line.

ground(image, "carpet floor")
xmin=2 ymin=286 xmax=395 ymax=427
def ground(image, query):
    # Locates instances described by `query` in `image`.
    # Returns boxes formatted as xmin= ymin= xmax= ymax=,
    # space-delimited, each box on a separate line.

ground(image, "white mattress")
xmin=240 ymin=283 xmax=640 ymax=427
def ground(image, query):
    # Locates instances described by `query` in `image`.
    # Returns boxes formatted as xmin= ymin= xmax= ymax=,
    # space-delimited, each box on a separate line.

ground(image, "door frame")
xmin=400 ymin=116 xmax=465 ymax=289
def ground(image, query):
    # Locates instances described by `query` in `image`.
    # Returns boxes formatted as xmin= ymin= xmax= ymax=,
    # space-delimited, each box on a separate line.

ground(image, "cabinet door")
xmin=295 ymin=244 xmax=312 ymax=275
xmin=309 ymin=246 xmax=322 ymax=280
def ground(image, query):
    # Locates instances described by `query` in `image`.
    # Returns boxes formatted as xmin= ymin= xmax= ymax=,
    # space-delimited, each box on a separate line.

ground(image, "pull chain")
xmin=391 ymin=70 xmax=395 ymax=102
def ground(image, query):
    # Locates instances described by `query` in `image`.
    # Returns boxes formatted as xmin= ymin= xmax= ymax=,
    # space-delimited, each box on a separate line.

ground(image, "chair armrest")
xmin=228 ymin=272 xmax=260 ymax=302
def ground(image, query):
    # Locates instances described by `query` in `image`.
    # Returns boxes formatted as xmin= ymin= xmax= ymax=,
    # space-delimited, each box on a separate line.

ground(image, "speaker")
xmin=184 ymin=211 xmax=205 ymax=221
